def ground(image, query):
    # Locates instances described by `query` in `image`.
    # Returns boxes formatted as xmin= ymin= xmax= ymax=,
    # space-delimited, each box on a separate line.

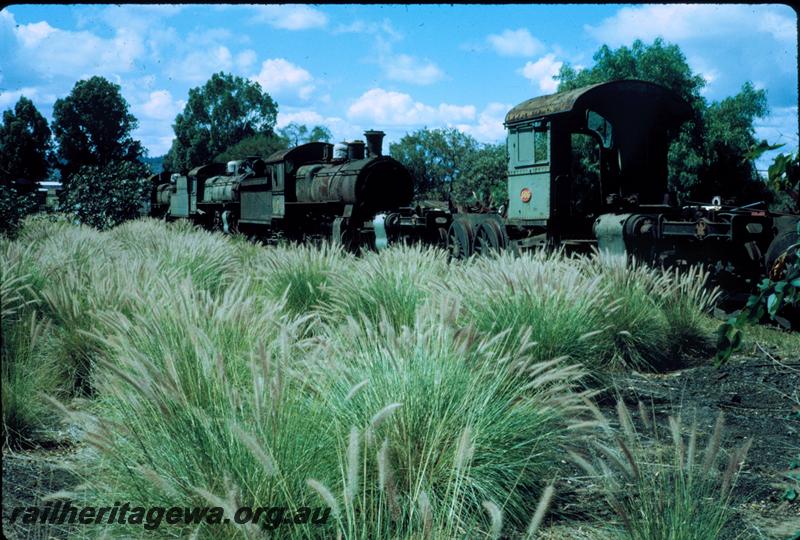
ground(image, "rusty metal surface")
xmin=505 ymin=82 xmax=607 ymax=124
xmin=504 ymin=79 xmax=690 ymax=125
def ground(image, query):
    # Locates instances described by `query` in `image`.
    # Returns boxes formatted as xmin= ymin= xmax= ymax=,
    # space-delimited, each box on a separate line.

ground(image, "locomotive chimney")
xmin=364 ymin=130 xmax=385 ymax=157
xmin=347 ymin=140 xmax=366 ymax=160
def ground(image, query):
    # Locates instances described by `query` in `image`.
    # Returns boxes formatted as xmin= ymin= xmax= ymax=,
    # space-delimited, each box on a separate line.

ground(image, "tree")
xmin=215 ymin=133 xmax=288 ymax=163
xmin=0 ymin=96 xmax=53 ymax=183
xmin=165 ymin=72 xmax=278 ymax=172
xmin=454 ymin=143 xmax=508 ymax=207
xmin=390 ymin=128 xmax=481 ymax=200
xmin=58 ymin=160 xmax=151 ymax=230
xmin=277 ymin=123 xmax=333 ymax=146
xmin=0 ymin=96 xmax=53 ymax=235
xmin=51 ymin=76 xmax=143 ymax=182
xmin=0 ymin=186 xmax=38 ymax=236
xmin=700 ymin=82 xmax=770 ymax=202
xmin=555 ymin=39 xmax=770 ymax=203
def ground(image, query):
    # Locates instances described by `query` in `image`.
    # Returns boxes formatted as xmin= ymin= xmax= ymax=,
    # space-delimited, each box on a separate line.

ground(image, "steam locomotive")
xmin=148 ymin=80 xmax=798 ymax=284
xmin=149 ymin=130 xmax=451 ymax=250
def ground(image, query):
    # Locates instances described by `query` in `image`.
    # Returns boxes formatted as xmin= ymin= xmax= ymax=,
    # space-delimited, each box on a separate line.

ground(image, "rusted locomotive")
xmin=149 ymin=130 xmax=451 ymax=248
xmin=149 ymin=79 xmax=797 ymax=282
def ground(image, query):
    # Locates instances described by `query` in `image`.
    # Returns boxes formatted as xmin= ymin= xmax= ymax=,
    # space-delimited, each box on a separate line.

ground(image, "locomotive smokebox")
xmin=347 ymin=140 xmax=366 ymax=160
xmin=364 ymin=130 xmax=385 ymax=157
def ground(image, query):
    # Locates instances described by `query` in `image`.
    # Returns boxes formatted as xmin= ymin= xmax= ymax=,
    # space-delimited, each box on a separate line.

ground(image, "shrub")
xmin=58 ymin=160 xmax=150 ymax=230
xmin=0 ymin=184 xmax=39 ymax=237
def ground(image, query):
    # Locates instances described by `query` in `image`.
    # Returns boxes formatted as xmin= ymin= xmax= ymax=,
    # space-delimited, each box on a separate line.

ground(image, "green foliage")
xmin=700 ymin=82 xmax=770 ymax=202
xmin=556 ymin=39 xmax=770 ymax=203
xmin=765 ymin=150 xmax=799 ymax=212
xmin=0 ymin=185 xmax=39 ymax=236
xmin=214 ymin=133 xmax=288 ymax=163
xmin=390 ymin=127 xmax=505 ymax=204
xmin=51 ymin=76 xmax=143 ymax=182
xmin=715 ymin=247 xmax=800 ymax=363
xmin=715 ymin=174 xmax=800 ymax=361
xmin=58 ymin=160 xmax=151 ymax=230
xmin=278 ymin=123 xmax=334 ymax=146
xmin=0 ymin=96 xmax=53 ymax=183
xmin=453 ymin=143 xmax=507 ymax=207
xmin=390 ymin=127 xmax=479 ymax=199
xmin=165 ymin=72 xmax=278 ymax=172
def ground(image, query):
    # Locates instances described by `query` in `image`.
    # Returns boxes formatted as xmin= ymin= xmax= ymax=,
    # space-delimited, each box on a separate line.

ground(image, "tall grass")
xmin=1 ymin=241 xmax=62 ymax=446
xmin=2 ymin=312 xmax=64 ymax=446
xmin=443 ymin=250 xmax=616 ymax=370
xmin=250 ymin=242 xmax=350 ymax=318
xmin=571 ymin=401 xmax=750 ymax=540
xmin=302 ymin=303 xmax=588 ymax=537
xmin=2 ymin=218 xmax=726 ymax=537
xmin=321 ymin=244 xmax=449 ymax=330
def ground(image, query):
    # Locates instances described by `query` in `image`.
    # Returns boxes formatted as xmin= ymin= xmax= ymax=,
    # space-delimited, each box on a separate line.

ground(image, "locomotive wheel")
xmin=765 ymin=230 xmax=799 ymax=280
xmin=447 ymin=219 xmax=474 ymax=260
xmin=474 ymin=220 xmax=506 ymax=256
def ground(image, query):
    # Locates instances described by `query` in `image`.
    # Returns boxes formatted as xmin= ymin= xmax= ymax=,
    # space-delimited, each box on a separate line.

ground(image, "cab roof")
xmin=505 ymin=79 xmax=691 ymax=127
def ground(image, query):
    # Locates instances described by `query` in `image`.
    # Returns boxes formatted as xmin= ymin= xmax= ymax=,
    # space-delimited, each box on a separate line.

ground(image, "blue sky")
xmin=1 ymin=4 xmax=796 ymax=170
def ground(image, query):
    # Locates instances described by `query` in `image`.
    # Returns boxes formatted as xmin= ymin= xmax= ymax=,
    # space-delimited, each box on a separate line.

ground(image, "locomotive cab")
xmin=504 ymin=79 xmax=691 ymax=242
xmin=498 ymin=79 xmax=778 ymax=285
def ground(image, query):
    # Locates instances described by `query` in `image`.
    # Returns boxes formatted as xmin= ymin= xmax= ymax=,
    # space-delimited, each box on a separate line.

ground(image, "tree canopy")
xmin=0 ymin=96 xmax=53 ymax=184
xmin=390 ymin=128 xmax=506 ymax=206
xmin=390 ymin=128 xmax=480 ymax=199
xmin=278 ymin=123 xmax=333 ymax=147
xmin=52 ymin=76 xmax=143 ymax=182
xmin=215 ymin=133 xmax=288 ymax=163
xmin=556 ymin=38 xmax=770 ymax=203
xmin=165 ymin=72 xmax=278 ymax=172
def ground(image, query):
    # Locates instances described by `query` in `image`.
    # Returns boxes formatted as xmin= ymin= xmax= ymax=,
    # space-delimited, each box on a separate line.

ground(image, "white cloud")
xmin=333 ymin=19 xmax=402 ymax=41
xmin=251 ymin=58 xmax=315 ymax=100
xmin=0 ymin=87 xmax=42 ymax=108
xmin=382 ymin=54 xmax=444 ymax=85
xmin=586 ymin=5 xmax=796 ymax=46
xmin=249 ymin=5 xmax=327 ymax=30
xmin=347 ymin=88 xmax=475 ymax=126
xmin=16 ymin=21 xmax=55 ymax=47
xmin=487 ymin=28 xmax=543 ymax=57
xmin=758 ymin=11 xmax=796 ymax=44
xmin=138 ymin=90 xmax=184 ymax=121
xmin=277 ymin=110 xmax=326 ymax=128
xmin=10 ymin=20 xmax=145 ymax=78
xmin=687 ymin=56 xmax=721 ymax=94
xmin=456 ymin=102 xmax=511 ymax=143
xmin=519 ymin=54 xmax=563 ymax=94
xmin=166 ymin=46 xmax=236 ymax=83
xmin=236 ymin=49 xmax=257 ymax=71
